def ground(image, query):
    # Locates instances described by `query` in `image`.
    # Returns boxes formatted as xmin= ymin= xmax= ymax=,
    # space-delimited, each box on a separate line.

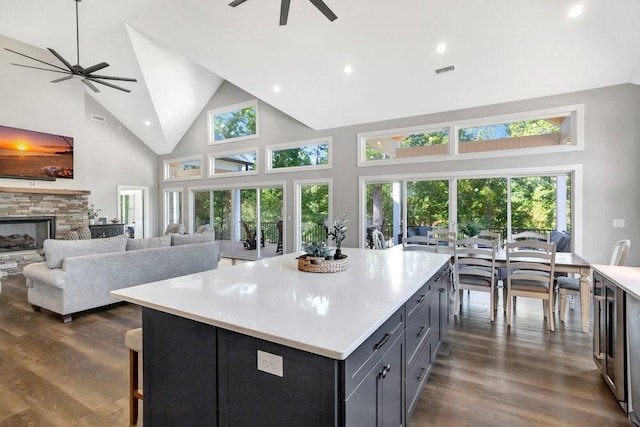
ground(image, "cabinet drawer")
xmin=406 ymin=281 xmax=431 ymax=326
xmin=405 ymin=293 xmax=433 ymax=367
xmin=405 ymin=341 xmax=432 ymax=417
xmin=344 ymin=307 xmax=404 ymax=398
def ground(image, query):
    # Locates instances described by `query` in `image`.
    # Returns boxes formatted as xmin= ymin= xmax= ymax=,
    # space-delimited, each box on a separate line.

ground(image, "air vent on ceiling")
xmin=435 ymin=65 xmax=455 ymax=75
xmin=90 ymin=114 xmax=106 ymax=123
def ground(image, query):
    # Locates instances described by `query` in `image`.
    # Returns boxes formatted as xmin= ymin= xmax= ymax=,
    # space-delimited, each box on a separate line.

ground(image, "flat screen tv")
xmin=0 ymin=124 xmax=73 ymax=180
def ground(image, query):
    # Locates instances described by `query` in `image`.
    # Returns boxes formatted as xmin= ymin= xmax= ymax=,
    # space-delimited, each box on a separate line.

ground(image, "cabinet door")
xmin=381 ymin=334 xmax=404 ymax=427
xmin=345 ymin=358 xmax=383 ymax=427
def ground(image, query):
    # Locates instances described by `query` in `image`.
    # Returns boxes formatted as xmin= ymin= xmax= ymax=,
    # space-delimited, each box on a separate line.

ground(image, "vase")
xmin=89 ymin=219 xmax=95 ymax=225
xmin=334 ymin=248 xmax=343 ymax=259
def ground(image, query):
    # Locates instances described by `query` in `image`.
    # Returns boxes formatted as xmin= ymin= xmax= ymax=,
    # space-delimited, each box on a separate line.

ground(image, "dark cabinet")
xmin=345 ymin=333 xmax=404 ymax=427
xmin=89 ymin=223 xmax=124 ymax=238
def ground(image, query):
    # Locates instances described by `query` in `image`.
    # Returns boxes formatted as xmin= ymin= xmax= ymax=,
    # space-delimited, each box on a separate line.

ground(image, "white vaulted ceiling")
xmin=1 ymin=0 xmax=639 ymax=155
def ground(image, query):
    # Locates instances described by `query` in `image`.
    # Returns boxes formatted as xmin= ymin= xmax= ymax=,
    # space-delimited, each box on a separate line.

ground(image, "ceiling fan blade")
xmin=4 ymin=48 xmax=69 ymax=72
xmin=47 ymin=48 xmax=77 ymax=73
xmin=87 ymin=78 xmax=132 ymax=93
xmin=309 ymin=0 xmax=337 ymax=21
xmin=228 ymin=0 xmax=248 ymax=6
xmin=280 ymin=0 xmax=291 ymax=25
xmin=82 ymin=79 xmax=100 ymax=93
xmin=51 ymin=75 xmax=75 ymax=83
xmin=83 ymin=62 xmax=110 ymax=75
xmin=89 ymin=74 xmax=137 ymax=83
xmin=9 ymin=63 xmax=71 ymax=75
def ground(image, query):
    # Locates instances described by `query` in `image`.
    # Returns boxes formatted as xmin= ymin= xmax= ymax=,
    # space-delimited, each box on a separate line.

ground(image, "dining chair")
xmin=556 ymin=239 xmax=631 ymax=322
xmin=506 ymin=239 xmax=557 ymax=331
xmin=402 ymin=235 xmax=439 ymax=252
xmin=478 ymin=230 xmax=502 ymax=248
xmin=372 ymin=229 xmax=387 ymax=250
xmin=454 ymin=237 xmax=498 ymax=321
xmin=510 ymin=231 xmax=549 ymax=243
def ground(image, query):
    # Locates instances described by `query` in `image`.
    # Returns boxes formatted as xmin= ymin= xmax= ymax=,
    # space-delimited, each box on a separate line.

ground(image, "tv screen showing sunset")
xmin=0 ymin=124 xmax=73 ymax=179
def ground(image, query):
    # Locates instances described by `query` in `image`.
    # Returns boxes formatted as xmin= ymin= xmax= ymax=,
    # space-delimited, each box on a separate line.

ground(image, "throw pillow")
xmin=65 ymin=230 xmax=79 ymax=240
xmin=43 ymin=234 xmax=127 ymax=269
xmin=77 ymin=226 xmax=91 ymax=240
xmin=164 ymin=223 xmax=185 ymax=235
xmin=171 ymin=233 xmax=214 ymax=246
xmin=126 ymin=235 xmax=171 ymax=251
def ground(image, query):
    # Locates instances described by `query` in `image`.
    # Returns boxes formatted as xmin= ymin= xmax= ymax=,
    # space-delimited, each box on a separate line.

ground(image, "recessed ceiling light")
xmin=568 ymin=4 xmax=583 ymax=18
xmin=166 ymin=109 xmax=173 ymax=116
xmin=436 ymin=43 xmax=447 ymax=54
xmin=273 ymin=85 xmax=281 ymax=93
xmin=344 ymin=65 xmax=353 ymax=74
xmin=144 ymin=120 xmax=151 ymax=126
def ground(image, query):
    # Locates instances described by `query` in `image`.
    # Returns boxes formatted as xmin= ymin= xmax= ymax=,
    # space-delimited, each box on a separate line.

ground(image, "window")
xmin=207 ymin=100 xmax=258 ymax=144
xmin=266 ymin=138 xmax=332 ymax=173
xmin=358 ymin=126 xmax=449 ymax=166
xmin=458 ymin=116 xmax=573 ymax=155
xmin=358 ymin=105 xmax=583 ymax=166
xmin=164 ymin=156 xmax=203 ymax=181
xmin=294 ymin=180 xmax=331 ymax=251
xmin=208 ymin=148 xmax=258 ymax=177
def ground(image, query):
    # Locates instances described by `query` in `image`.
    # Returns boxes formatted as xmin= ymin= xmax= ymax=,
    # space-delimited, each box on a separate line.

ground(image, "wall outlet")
xmin=613 ymin=219 xmax=625 ymax=228
xmin=257 ymin=350 xmax=283 ymax=377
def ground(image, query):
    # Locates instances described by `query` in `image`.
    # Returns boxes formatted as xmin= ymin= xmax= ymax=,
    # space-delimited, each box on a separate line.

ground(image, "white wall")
xmin=0 ymin=36 xmax=159 ymax=234
xmin=161 ymin=81 xmax=640 ymax=266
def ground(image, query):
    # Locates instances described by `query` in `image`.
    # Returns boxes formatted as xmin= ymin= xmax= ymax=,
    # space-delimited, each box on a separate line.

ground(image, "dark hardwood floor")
xmin=0 ymin=275 xmax=631 ymax=426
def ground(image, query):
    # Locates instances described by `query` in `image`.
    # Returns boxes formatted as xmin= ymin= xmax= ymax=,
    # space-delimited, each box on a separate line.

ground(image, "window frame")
xmin=163 ymin=155 xmax=204 ymax=182
xmin=207 ymin=147 xmax=259 ymax=178
xmin=265 ymin=137 xmax=333 ymax=174
xmin=357 ymin=104 xmax=584 ymax=167
xmin=207 ymin=99 xmax=259 ymax=145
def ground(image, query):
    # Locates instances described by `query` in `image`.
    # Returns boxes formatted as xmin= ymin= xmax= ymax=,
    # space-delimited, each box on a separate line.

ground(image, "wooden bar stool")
xmin=125 ymin=328 xmax=143 ymax=424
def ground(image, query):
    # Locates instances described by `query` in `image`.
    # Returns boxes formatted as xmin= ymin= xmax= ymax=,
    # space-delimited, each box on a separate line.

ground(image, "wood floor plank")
xmin=0 ymin=274 xmax=631 ymax=426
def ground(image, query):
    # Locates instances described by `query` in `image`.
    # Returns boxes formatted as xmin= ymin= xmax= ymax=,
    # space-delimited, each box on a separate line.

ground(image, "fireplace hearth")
xmin=0 ymin=217 xmax=55 ymax=252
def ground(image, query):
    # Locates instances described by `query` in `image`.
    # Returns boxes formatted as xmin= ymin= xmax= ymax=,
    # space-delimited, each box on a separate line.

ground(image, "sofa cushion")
xmin=44 ymin=234 xmax=127 ymax=269
xmin=171 ymin=233 xmax=215 ymax=246
xmin=126 ymin=235 xmax=171 ymax=251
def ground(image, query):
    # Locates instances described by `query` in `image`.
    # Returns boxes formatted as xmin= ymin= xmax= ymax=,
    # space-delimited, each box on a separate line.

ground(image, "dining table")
xmin=490 ymin=249 xmax=592 ymax=332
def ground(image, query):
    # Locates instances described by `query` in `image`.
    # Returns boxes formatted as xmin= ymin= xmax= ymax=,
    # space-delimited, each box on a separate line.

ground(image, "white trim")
xmin=207 ymin=147 xmax=258 ymax=178
xmin=207 ymin=99 xmax=259 ymax=145
xmin=357 ymin=104 xmax=585 ymax=167
xmin=266 ymin=137 xmax=332 ymax=174
xmin=163 ymin=155 xmax=204 ymax=182
xmin=117 ymin=185 xmax=149 ymax=239
xmin=163 ymin=187 xmax=184 ymax=230
xmin=293 ymin=178 xmax=333 ymax=253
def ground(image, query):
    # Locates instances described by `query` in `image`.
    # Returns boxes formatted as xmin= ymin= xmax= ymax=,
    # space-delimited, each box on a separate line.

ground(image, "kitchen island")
xmin=111 ymin=247 xmax=452 ymax=426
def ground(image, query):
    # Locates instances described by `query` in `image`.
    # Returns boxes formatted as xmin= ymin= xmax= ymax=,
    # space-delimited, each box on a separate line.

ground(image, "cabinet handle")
xmin=380 ymin=364 xmax=391 ymax=379
xmin=374 ymin=333 xmax=391 ymax=350
xmin=417 ymin=294 xmax=426 ymax=304
xmin=417 ymin=368 xmax=426 ymax=382
xmin=417 ymin=326 xmax=426 ymax=338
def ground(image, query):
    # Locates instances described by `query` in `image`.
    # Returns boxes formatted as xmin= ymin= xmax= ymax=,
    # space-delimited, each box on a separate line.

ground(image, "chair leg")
xmin=559 ymin=289 xmax=567 ymax=322
xmin=130 ymin=349 xmax=139 ymax=425
xmin=507 ymin=294 xmax=513 ymax=326
xmin=548 ymin=297 xmax=555 ymax=332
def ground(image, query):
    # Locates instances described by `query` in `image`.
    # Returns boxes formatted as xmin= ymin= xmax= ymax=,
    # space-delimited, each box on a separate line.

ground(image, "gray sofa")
xmin=23 ymin=233 xmax=220 ymax=322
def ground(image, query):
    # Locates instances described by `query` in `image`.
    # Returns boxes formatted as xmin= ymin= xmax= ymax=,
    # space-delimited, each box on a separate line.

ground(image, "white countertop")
xmin=592 ymin=264 xmax=640 ymax=300
xmin=111 ymin=247 xmax=450 ymax=360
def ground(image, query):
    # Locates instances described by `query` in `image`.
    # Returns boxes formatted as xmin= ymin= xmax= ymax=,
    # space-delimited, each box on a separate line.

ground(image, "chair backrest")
xmin=429 ymin=228 xmax=456 ymax=240
xmin=510 ymin=231 xmax=549 ymax=243
xmin=609 ymin=239 xmax=631 ymax=266
xmin=372 ymin=230 xmax=386 ymax=250
xmin=506 ymin=240 xmax=556 ymax=284
xmin=478 ymin=230 xmax=501 ymax=248
xmin=403 ymin=235 xmax=439 ymax=252
xmin=454 ymin=237 xmax=497 ymax=285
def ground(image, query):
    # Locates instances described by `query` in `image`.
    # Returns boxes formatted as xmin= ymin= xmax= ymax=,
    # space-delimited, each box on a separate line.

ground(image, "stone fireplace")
xmin=0 ymin=187 xmax=90 ymax=274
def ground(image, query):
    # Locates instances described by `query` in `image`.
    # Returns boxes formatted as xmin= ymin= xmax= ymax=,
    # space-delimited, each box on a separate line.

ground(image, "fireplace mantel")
xmin=0 ymin=187 xmax=90 ymax=196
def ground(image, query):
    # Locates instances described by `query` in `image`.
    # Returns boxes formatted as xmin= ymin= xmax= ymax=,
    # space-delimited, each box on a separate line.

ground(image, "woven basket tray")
xmin=298 ymin=255 xmax=348 ymax=273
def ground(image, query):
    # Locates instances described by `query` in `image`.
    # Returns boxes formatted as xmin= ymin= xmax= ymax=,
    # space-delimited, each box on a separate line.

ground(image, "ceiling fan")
xmin=4 ymin=0 xmax=136 ymax=93
xmin=229 ymin=0 xmax=337 ymax=26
